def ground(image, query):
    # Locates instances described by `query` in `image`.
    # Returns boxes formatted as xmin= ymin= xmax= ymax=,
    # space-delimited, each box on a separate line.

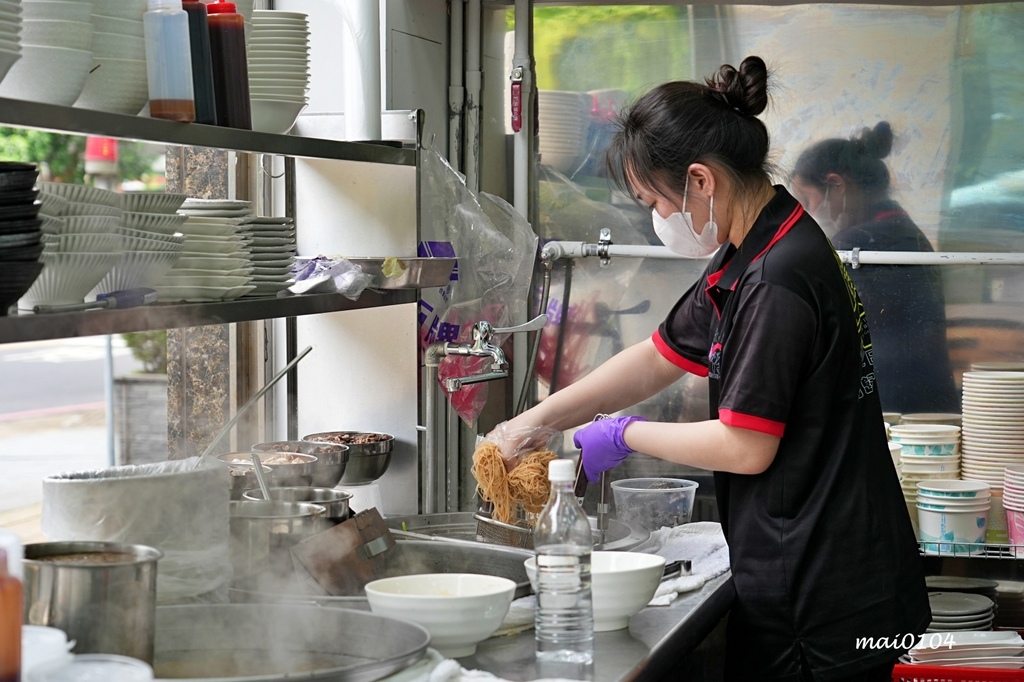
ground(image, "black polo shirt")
xmin=654 ymin=187 xmax=929 ymax=681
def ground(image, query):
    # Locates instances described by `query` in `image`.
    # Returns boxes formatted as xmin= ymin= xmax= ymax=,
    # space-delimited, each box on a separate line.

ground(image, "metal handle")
xmin=491 ymin=314 xmax=548 ymax=336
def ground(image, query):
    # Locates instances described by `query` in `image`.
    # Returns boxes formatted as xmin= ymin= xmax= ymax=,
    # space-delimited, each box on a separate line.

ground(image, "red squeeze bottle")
xmin=206 ymin=0 xmax=252 ymax=129
xmin=0 ymin=549 xmax=21 ymax=682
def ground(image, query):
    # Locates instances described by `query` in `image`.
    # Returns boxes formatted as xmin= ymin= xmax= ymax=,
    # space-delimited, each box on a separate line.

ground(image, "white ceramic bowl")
xmin=0 ymin=48 xmax=18 ymax=86
xmin=48 ymin=232 xmax=123 ymax=254
xmin=74 ymin=56 xmax=148 ymax=115
xmin=41 ymin=182 xmax=119 ymax=208
xmin=252 ymin=9 xmax=308 ymax=21
xmin=0 ymin=44 xmax=93 ymax=105
xmin=121 ymin=211 xmax=188 ymax=234
xmin=118 ymin=191 xmax=187 ymax=214
xmin=19 ymin=251 xmax=120 ymax=308
xmin=91 ymin=0 xmax=146 ymax=21
xmin=22 ymin=1 xmax=92 ymax=23
xmin=249 ymin=77 xmax=308 ymax=89
xmin=55 ymin=215 xmax=121 ymax=235
xmin=250 ymin=29 xmax=310 ymax=41
xmin=524 ymin=551 xmax=666 ymax=632
xmin=90 ymin=30 xmax=145 ymax=59
xmin=90 ymin=13 xmax=144 ymax=38
xmin=21 ymin=19 xmax=94 ymax=51
xmin=90 ymin=249 xmax=182 ymax=295
xmin=59 ymin=202 xmax=121 ymax=218
xmin=249 ymin=68 xmax=310 ymax=81
xmin=250 ymin=98 xmax=306 ymax=134
xmin=364 ymin=573 xmax=515 ymax=657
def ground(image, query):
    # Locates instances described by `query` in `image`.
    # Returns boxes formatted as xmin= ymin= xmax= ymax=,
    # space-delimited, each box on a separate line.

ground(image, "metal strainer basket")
xmin=474 ymin=503 xmax=534 ymax=549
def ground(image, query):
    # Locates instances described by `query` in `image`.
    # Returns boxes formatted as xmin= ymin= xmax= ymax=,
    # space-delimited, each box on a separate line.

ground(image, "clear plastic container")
xmin=534 ymin=459 xmax=594 ymax=670
xmin=27 ymin=654 xmax=153 ymax=682
xmin=610 ymin=477 xmax=699 ymax=532
xmin=22 ymin=626 xmax=73 ymax=679
xmin=143 ymin=0 xmax=196 ymax=122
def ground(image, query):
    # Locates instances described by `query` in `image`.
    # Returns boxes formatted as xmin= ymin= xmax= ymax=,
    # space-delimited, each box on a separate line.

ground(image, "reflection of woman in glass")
xmin=792 ymin=122 xmax=959 ymax=413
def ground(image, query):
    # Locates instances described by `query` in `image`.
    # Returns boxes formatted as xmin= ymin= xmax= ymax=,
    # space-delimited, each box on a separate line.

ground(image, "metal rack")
xmin=919 ymin=542 xmax=1024 ymax=560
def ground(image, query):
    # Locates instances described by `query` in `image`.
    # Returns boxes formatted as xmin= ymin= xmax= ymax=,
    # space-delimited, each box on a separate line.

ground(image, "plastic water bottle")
xmin=534 ymin=458 xmax=594 ymax=668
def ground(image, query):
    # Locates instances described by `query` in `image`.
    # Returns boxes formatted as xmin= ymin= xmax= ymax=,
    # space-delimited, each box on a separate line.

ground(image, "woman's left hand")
xmin=573 ymin=416 xmax=647 ymax=482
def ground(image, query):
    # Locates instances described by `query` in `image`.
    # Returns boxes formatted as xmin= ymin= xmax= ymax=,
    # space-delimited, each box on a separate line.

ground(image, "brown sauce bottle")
xmin=206 ymin=0 xmax=252 ymax=130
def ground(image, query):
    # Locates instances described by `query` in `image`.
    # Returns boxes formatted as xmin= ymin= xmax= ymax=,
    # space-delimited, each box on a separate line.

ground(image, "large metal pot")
xmin=228 ymin=500 xmax=328 ymax=581
xmin=302 ymin=431 xmax=393 ymax=485
xmin=242 ymin=486 xmax=351 ymax=521
xmin=23 ymin=541 xmax=163 ymax=665
xmin=252 ymin=440 xmax=349 ymax=488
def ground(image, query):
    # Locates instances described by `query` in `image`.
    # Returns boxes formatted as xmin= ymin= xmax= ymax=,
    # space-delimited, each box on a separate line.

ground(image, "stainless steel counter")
xmin=459 ymin=572 xmax=735 ymax=682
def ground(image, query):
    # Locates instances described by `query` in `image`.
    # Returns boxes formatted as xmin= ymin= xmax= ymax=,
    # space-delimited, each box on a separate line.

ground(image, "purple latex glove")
xmin=573 ymin=416 xmax=647 ymax=483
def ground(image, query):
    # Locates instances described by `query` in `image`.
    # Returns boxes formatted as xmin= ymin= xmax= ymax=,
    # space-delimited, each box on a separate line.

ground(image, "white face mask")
xmin=651 ymin=176 xmax=720 ymax=258
xmin=811 ymin=185 xmax=845 ymax=238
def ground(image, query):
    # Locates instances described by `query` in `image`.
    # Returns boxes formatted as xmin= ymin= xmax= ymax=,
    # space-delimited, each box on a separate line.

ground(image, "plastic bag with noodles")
xmin=419 ymin=146 xmax=539 ymax=424
xmin=471 ymin=423 xmax=561 ymax=525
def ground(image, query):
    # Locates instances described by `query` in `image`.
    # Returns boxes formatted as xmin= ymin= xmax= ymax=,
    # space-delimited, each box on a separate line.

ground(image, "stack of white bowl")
xmin=75 ymin=0 xmax=148 ymax=115
xmin=89 ymin=190 xmax=186 ymax=298
xmin=1002 ymin=466 xmax=1024 ymax=555
xmin=892 ymin=424 xmax=962 ymax=533
xmin=916 ymin=480 xmax=991 ymax=556
xmin=537 ymin=90 xmax=589 ymax=174
xmin=0 ymin=0 xmax=94 ymax=106
xmin=20 ymin=182 xmax=122 ymax=309
xmin=961 ymin=371 xmax=1024 ymax=486
xmin=248 ymin=9 xmax=308 ymax=134
xmin=0 ymin=0 xmax=20 ymax=86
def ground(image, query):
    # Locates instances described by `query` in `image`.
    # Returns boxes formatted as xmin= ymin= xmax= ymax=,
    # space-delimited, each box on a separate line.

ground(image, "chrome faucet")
xmin=425 ymin=314 xmax=548 ymax=392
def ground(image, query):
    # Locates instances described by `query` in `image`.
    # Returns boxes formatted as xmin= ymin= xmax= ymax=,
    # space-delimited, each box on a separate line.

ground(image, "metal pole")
xmin=104 ymin=335 xmax=115 ymax=467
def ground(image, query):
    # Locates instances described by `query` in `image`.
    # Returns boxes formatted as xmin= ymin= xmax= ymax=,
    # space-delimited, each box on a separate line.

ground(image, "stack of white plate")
xmin=75 ymin=0 xmax=147 ymax=115
xmin=0 ymin=0 xmax=21 ymax=85
xmin=995 ymin=581 xmax=1024 ymax=629
xmin=902 ymin=631 xmax=1024 ymax=668
xmin=21 ymin=183 xmax=122 ymax=308
xmin=537 ymin=90 xmax=589 ymax=174
xmin=89 ymin=191 xmax=187 ymax=298
xmin=0 ymin=1 xmax=94 ymax=106
xmin=248 ymin=10 xmax=308 ymax=134
xmin=158 ymin=198 xmax=257 ymax=301
xmin=237 ymin=216 xmax=295 ymax=297
xmin=926 ymin=591 xmax=996 ymax=633
xmin=961 ymin=371 xmax=1024 ymax=488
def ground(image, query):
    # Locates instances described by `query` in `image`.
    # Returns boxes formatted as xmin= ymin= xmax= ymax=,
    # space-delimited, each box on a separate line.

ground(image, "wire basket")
xmin=474 ymin=505 xmax=535 ymax=549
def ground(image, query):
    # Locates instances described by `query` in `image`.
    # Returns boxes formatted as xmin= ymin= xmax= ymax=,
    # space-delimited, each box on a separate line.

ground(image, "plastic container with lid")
xmin=143 ymin=0 xmax=196 ymax=122
xmin=181 ymin=1 xmax=217 ymax=124
xmin=27 ymin=654 xmax=153 ymax=682
xmin=22 ymin=626 xmax=74 ymax=679
xmin=206 ymin=0 xmax=251 ymax=129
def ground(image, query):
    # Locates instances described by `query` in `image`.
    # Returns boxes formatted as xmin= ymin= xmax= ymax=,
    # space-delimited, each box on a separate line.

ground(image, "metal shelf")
xmin=0 ymin=97 xmax=417 ymax=165
xmin=0 ymin=290 xmax=417 ymax=344
xmin=920 ymin=542 xmax=1024 ymax=560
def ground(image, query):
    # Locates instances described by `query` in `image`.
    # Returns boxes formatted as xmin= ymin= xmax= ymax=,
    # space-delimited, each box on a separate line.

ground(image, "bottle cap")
xmin=147 ymin=0 xmax=183 ymax=10
xmin=548 ymin=458 xmax=575 ymax=482
xmin=205 ymin=0 xmax=237 ymax=14
xmin=0 ymin=529 xmax=21 ymax=579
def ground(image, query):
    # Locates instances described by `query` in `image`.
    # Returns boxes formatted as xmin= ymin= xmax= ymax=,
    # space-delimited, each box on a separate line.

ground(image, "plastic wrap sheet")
xmin=41 ymin=456 xmax=232 ymax=604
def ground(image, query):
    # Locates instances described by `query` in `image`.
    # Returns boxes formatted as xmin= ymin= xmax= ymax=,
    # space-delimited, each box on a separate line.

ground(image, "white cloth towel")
xmin=638 ymin=521 xmax=730 ymax=606
xmin=492 ymin=594 xmax=536 ymax=637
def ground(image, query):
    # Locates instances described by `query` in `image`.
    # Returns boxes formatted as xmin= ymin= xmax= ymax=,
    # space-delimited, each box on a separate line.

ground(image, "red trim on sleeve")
xmin=719 ymin=408 xmax=786 ymax=437
xmin=652 ymin=330 xmax=709 ymax=377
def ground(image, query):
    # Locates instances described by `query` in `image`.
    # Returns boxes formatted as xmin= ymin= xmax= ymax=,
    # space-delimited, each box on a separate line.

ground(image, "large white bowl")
xmin=90 ymin=30 xmax=145 ymax=59
xmin=91 ymin=0 xmax=146 ymax=21
xmin=21 ymin=19 xmax=93 ymax=51
xmin=525 ymin=551 xmax=666 ymax=632
xmin=19 ymin=251 xmax=120 ymax=308
xmin=118 ymin=191 xmax=187 ymax=214
xmin=121 ymin=211 xmax=188 ymax=234
xmin=74 ymin=56 xmax=147 ymax=114
xmin=0 ymin=44 xmax=92 ymax=105
xmin=22 ymin=1 xmax=91 ymax=23
xmin=90 ymin=13 xmax=143 ymax=37
xmin=41 ymin=182 xmax=119 ymax=208
xmin=364 ymin=573 xmax=515 ymax=657
xmin=90 ymin=249 xmax=182 ymax=296
xmin=54 ymin=215 xmax=121 ymax=235
xmin=250 ymin=97 xmax=306 ymax=134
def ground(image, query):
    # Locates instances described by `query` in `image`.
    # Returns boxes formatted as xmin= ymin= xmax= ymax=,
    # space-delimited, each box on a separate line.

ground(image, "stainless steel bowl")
xmin=228 ymin=500 xmax=329 ymax=580
xmin=252 ymin=440 xmax=349 ymax=488
xmin=242 ymin=486 xmax=351 ymax=521
xmin=217 ymin=452 xmax=317 ymax=492
xmin=302 ymin=431 xmax=394 ymax=485
xmin=225 ymin=462 xmax=274 ymax=500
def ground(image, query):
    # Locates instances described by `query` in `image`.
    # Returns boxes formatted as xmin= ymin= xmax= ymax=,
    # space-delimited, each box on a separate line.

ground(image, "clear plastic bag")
xmin=419 ymin=147 xmax=539 ymax=423
xmin=289 ymin=256 xmax=375 ymax=299
xmin=478 ymin=422 xmax=561 ymax=472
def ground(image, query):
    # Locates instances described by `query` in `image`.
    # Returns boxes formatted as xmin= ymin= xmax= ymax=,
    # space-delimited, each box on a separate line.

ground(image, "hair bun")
xmin=706 ymin=56 xmax=769 ymax=116
xmin=856 ymin=121 xmax=893 ymax=159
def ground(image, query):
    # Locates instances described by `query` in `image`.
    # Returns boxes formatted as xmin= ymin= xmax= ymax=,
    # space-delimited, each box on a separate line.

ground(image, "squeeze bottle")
xmin=143 ymin=0 xmax=196 ymax=122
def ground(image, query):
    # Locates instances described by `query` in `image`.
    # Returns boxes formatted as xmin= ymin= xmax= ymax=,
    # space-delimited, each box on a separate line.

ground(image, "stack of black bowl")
xmin=0 ymin=162 xmax=44 ymax=315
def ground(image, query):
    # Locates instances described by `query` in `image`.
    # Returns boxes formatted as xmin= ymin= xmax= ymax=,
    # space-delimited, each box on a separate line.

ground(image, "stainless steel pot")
xmin=23 ymin=541 xmax=163 ymax=664
xmin=242 ymin=486 xmax=351 ymax=521
xmin=228 ymin=500 xmax=328 ymax=581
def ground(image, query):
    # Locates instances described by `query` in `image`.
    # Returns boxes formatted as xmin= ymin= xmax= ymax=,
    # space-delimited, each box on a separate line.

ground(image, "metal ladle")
xmin=250 ymin=453 xmax=272 ymax=500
